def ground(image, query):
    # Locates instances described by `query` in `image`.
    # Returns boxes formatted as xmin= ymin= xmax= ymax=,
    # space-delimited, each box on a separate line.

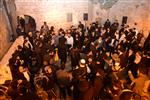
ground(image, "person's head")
xmin=39 ymin=34 xmax=44 ymax=40
xmin=67 ymin=33 xmax=71 ymax=37
xmin=107 ymin=28 xmax=110 ymax=31
xmin=16 ymin=56 xmax=20 ymax=60
xmin=44 ymin=66 xmax=52 ymax=74
xmin=115 ymin=19 xmax=118 ymax=23
xmin=95 ymin=28 xmax=98 ymax=32
xmin=97 ymin=37 xmax=102 ymax=43
xmin=28 ymin=32 xmax=32 ymax=37
xmin=55 ymin=48 xmax=58 ymax=52
xmin=50 ymin=26 xmax=54 ymax=31
xmin=43 ymin=60 xmax=48 ymax=66
xmin=17 ymin=45 xmax=22 ymax=51
xmin=44 ymin=22 xmax=47 ymax=25
xmin=134 ymin=22 xmax=137 ymax=25
xmin=19 ymin=66 xmax=24 ymax=73
xmin=25 ymin=37 xmax=29 ymax=41
xmin=119 ymin=90 xmax=133 ymax=100
xmin=137 ymin=58 xmax=149 ymax=76
xmin=106 ymin=19 xmax=109 ymax=21
xmin=79 ymin=59 xmax=86 ymax=67
xmin=137 ymin=69 xmax=143 ymax=77
xmin=18 ymin=85 xmax=28 ymax=95
xmin=68 ymin=29 xmax=71 ymax=34
xmin=129 ymin=48 xmax=134 ymax=56
xmin=88 ymin=57 xmax=93 ymax=63
xmin=119 ymin=90 xmax=141 ymax=100
xmin=92 ymin=31 xmax=95 ymax=36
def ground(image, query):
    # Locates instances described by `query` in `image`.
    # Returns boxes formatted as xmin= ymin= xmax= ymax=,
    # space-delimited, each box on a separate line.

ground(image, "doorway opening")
xmin=17 ymin=15 xmax=36 ymax=34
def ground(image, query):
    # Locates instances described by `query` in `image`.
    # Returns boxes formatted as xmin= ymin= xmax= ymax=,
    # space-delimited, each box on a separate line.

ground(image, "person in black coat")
xmin=43 ymin=65 xmax=56 ymax=99
xmin=70 ymin=46 xmax=80 ymax=70
xmin=56 ymin=67 xmax=72 ymax=100
xmin=16 ymin=25 xmax=22 ymax=36
xmin=72 ymin=59 xmax=93 ymax=100
xmin=59 ymin=34 xmax=67 ymax=46
xmin=144 ymin=33 xmax=150 ymax=53
xmin=16 ymin=85 xmax=40 ymax=100
xmin=104 ymin=19 xmax=111 ymax=29
xmin=58 ymin=43 xmax=67 ymax=65
xmin=78 ymin=21 xmax=84 ymax=31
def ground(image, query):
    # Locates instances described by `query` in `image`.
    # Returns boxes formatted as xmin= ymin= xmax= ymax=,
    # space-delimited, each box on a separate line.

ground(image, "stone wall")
xmin=0 ymin=0 xmax=17 ymax=60
xmin=91 ymin=0 xmax=150 ymax=37
xmin=15 ymin=0 xmax=90 ymax=30
xmin=15 ymin=0 xmax=150 ymax=37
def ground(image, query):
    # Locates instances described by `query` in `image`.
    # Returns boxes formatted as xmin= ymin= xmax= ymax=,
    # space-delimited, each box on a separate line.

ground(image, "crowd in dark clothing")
xmin=0 ymin=19 xmax=150 ymax=100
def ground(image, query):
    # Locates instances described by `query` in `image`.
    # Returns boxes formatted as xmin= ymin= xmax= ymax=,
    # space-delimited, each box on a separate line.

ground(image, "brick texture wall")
xmin=15 ymin=0 xmax=90 ymax=30
xmin=0 ymin=0 xmax=17 ymax=60
xmin=92 ymin=0 xmax=150 ymax=37
xmin=15 ymin=0 xmax=150 ymax=37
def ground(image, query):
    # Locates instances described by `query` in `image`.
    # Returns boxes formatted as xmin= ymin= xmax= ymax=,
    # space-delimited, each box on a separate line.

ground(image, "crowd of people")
xmin=0 ymin=18 xmax=150 ymax=100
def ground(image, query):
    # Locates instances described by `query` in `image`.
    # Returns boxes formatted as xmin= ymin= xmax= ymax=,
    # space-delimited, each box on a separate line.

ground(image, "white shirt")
xmin=119 ymin=34 xmax=126 ymax=43
xmin=23 ymin=71 xmax=30 ymax=82
xmin=66 ymin=36 xmax=74 ymax=47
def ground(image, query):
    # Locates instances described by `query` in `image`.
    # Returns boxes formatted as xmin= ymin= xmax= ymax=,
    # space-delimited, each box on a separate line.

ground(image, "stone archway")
xmin=18 ymin=15 xmax=36 ymax=34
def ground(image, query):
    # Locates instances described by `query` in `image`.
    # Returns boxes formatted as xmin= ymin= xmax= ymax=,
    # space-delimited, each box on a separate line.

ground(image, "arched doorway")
xmin=17 ymin=15 xmax=36 ymax=34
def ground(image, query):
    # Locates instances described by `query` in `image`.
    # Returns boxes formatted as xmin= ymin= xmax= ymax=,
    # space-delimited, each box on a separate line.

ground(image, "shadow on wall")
xmin=17 ymin=15 xmax=36 ymax=34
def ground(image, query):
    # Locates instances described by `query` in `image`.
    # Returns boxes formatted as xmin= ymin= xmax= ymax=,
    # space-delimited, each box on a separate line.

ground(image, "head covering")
xmin=112 ymin=53 xmax=120 ymax=62
xmin=79 ymin=59 xmax=86 ymax=67
xmin=44 ymin=66 xmax=50 ymax=72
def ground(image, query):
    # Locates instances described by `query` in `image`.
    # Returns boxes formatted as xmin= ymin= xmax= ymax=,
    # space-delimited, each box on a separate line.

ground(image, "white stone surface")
xmin=91 ymin=0 xmax=150 ymax=37
xmin=15 ymin=0 xmax=150 ymax=37
xmin=15 ymin=0 xmax=89 ymax=30
xmin=0 ymin=0 xmax=17 ymax=59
